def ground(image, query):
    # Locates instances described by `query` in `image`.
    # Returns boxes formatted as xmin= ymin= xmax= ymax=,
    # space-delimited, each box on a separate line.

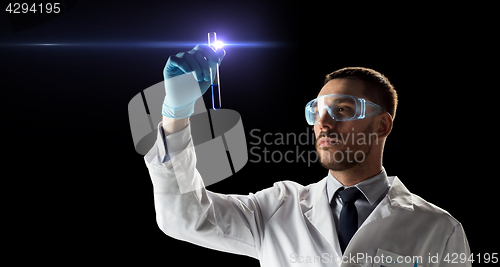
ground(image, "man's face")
xmin=314 ymin=79 xmax=378 ymax=171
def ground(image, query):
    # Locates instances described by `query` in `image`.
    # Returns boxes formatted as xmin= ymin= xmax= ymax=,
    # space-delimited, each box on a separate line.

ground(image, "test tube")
xmin=208 ymin=32 xmax=221 ymax=110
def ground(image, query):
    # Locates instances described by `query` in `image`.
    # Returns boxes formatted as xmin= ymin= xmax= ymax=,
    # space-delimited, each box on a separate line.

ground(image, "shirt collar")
xmin=326 ymin=167 xmax=389 ymax=205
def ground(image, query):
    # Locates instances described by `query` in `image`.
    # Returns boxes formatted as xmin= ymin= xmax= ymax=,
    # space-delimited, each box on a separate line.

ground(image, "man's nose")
xmin=318 ymin=110 xmax=337 ymax=130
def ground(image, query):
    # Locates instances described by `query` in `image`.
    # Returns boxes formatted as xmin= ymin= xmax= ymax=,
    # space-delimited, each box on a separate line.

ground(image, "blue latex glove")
xmin=162 ymin=44 xmax=226 ymax=119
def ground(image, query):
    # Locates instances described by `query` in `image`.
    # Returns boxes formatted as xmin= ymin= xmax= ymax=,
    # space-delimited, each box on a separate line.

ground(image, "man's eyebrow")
xmin=332 ymin=97 xmax=353 ymax=104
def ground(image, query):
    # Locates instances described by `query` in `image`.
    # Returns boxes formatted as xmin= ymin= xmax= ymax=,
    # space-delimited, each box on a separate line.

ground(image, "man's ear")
xmin=376 ymin=112 xmax=393 ymax=139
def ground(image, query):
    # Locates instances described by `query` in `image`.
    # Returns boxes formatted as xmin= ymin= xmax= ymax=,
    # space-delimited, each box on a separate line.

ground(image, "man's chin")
xmin=319 ymin=159 xmax=359 ymax=172
xmin=317 ymin=148 xmax=344 ymax=161
xmin=316 ymin=147 xmax=367 ymax=171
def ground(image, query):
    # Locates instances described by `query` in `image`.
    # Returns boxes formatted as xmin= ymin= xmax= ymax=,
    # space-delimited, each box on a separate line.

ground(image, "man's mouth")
xmin=319 ymin=138 xmax=340 ymax=147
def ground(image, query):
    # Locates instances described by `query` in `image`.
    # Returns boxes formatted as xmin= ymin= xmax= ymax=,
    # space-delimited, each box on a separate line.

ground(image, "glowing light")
xmin=0 ymin=41 xmax=285 ymax=49
xmin=214 ymin=40 xmax=224 ymax=49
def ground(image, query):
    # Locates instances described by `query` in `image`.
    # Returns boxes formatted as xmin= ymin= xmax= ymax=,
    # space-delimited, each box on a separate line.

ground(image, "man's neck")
xmin=329 ymin=163 xmax=382 ymax=187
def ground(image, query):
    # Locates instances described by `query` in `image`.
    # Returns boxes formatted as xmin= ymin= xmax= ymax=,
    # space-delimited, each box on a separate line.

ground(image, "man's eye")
xmin=336 ymin=106 xmax=350 ymax=112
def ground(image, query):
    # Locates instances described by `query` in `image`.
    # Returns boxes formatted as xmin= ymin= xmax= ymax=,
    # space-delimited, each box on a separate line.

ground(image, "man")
xmin=145 ymin=44 xmax=470 ymax=266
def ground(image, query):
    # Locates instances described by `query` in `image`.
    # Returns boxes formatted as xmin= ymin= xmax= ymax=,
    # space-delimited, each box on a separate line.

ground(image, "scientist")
xmin=144 ymin=44 xmax=470 ymax=266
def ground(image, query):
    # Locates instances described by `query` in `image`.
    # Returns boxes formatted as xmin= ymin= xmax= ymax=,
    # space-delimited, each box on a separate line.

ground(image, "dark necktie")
xmin=337 ymin=187 xmax=363 ymax=254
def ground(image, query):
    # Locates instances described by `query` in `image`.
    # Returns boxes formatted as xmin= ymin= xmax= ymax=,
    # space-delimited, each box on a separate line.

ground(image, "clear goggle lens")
xmin=305 ymin=94 xmax=382 ymax=125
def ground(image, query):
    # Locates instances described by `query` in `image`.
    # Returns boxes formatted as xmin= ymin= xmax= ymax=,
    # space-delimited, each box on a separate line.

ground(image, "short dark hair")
xmin=324 ymin=67 xmax=398 ymax=120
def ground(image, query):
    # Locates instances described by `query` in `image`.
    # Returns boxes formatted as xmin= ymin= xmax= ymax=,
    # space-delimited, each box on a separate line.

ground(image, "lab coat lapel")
xmin=345 ymin=177 xmax=415 ymax=262
xmin=358 ymin=176 xmax=414 ymax=229
xmin=300 ymin=176 xmax=414 ymax=260
xmin=302 ymin=178 xmax=343 ymax=257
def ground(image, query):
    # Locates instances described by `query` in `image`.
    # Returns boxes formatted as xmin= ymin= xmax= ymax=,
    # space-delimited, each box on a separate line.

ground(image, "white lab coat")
xmin=145 ymin=130 xmax=470 ymax=267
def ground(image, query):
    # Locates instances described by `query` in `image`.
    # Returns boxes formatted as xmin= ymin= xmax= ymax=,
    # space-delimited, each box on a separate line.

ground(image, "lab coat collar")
xmin=326 ymin=168 xmax=389 ymax=205
xmin=300 ymin=176 xmax=414 ymax=256
xmin=386 ymin=176 xmax=414 ymax=211
xmin=357 ymin=176 xmax=414 ymax=230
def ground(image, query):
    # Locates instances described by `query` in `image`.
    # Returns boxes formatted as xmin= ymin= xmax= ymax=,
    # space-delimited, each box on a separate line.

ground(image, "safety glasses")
xmin=305 ymin=94 xmax=383 ymax=125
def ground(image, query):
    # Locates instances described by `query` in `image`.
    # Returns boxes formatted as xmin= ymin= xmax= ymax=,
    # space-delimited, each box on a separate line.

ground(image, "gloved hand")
xmin=162 ymin=44 xmax=226 ymax=119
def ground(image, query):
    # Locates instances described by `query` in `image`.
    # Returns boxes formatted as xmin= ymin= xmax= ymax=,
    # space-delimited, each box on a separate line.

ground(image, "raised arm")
xmin=144 ymin=44 xmax=277 ymax=259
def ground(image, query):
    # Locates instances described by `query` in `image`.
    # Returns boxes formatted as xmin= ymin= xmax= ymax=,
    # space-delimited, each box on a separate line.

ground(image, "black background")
xmin=2 ymin=0 xmax=498 ymax=265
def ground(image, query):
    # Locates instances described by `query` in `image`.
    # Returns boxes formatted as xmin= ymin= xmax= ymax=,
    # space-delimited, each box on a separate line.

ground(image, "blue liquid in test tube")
xmin=208 ymin=32 xmax=221 ymax=110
